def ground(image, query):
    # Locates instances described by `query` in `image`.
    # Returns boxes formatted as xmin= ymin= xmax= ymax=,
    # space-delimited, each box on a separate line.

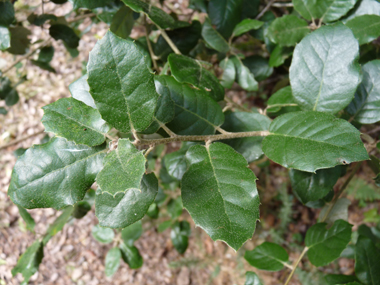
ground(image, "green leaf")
xmin=201 ymin=17 xmax=230 ymax=53
xmin=171 ymin=221 xmax=191 ymax=254
xmin=343 ymin=0 xmax=380 ymax=22
xmin=189 ymin=0 xmax=207 ymax=12
xmin=245 ymin=271 xmax=263 ymax=285
xmin=0 ymin=77 xmax=18 ymax=106
xmin=345 ymin=15 xmax=380 ymax=45
xmin=37 ymin=46 xmax=54 ymax=63
xmin=8 ymin=137 xmax=106 ymax=209
xmin=346 ymin=177 xmax=380 ymax=202
xmin=319 ymin=198 xmax=351 ymax=227
xmin=262 ymin=111 xmax=369 ymax=173
xmin=220 ymin=57 xmax=236 ymax=88
xmin=31 ymin=60 xmax=56 ymax=73
xmin=293 ymin=0 xmax=358 ymax=23
xmin=147 ymin=203 xmax=159 ymax=218
xmin=121 ymin=221 xmax=142 ymax=246
xmin=92 ymin=224 xmax=115 ymax=244
xmin=267 ymin=15 xmax=309 ymax=47
xmin=182 ymin=143 xmax=260 ymax=250
xmin=289 ymin=166 xmax=341 ymax=204
xmin=325 ymin=274 xmax=359 ymax=285
xmin=0 ymin=26 xmax=10 ymax=51
xmin=305 ymin=219 xmax=352 ymax=267
xmin=119 ymin=243 xmax=143 ymax=269
xmin=164 ymin=142 xmax=197 ymax=180
xmin=355 ymin=236 xmax=380 ymax=284
xmin=153 ymin=76 xmax=176 ymax=125
xmin=168 ymin=54 xmax=225 ymax=102
xmin=17 ymin=206 xmax=35 ymax=232
xmin=28 ymin=13 xmax=57 ymax=26
xmin=232 ymin=19 xmax=263 ymax=37
xmin=12 ymin=241 xmax=44 ymax=283
xmin=289 ymin=23 xmax=361 ymax=114
xmin=51 ymin=0 xmax=68 ymax=4
xmin=0 ymin=0 xmax=15 ymax=26
xmin=110 ymin=5 xmax=134 ymax=39
xmin=94 ymin=1 xmax=124 ymax=24
xmin=105 ymin=247 xmax=121 ymax=277
xmin=221 ymin=111 xmax=271 ymax=163
xmin=49 ymin=24 xmax=80 ymax=49
xmin=242 ymin=55 xmax=273 ymax=82
xmin=230 ymin=56 xmax=258 ymax=91
xmin=167 ymin=197 xmax=183 ymax=219
xmin=158 ymin=220 xmax=172 ymax=232
xmin=8 ymin=26 xmax=31 ymax=55
xmin=73 ymin=0 xmax=113 ymax=9
xmin=72 ymin=201 xmax=91 ymax=219
xmin=208 ymin=0 xmax=243 ymax=39
xmin=95 ymin=173 xmax=158 ymax=228
xmin=43 ymin=206 xmax=74 ymax=244
xmin=87 ymin=31 xmax=159 ymax=133
xmin=42 ymin=98 xmax=110 ymax=146
xmin=268 ymin=45 xmax=293 ymax=67
xmin=347 ymin=60 xmax=380 ymax=124
xmin=122 ymin=0 xmax=189 ymax=29
xmin=241 ymin=0 xmax=260 ymax=19
xmin=244 ymin=242 xmax=289 ymax=271
xmin=69 ymin=74 xmax=96 ymax=109
xmin=266 ymin=86 xmax=300 ymax=114
xmin=154 ymin=75 xmax=224 ymax=135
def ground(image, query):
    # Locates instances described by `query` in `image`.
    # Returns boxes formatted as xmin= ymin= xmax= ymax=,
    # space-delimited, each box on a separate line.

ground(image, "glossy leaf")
xmin=244 ymin=242 xmax=289 ymax=271
xmin=221 ymin=111 xmax=271 ymax=163
xmin=0 ymin=26 xmax=10 ymax=51
xmin=220 ymin=57 xmax=236 ymax=89
xmin=105 ymin=247 xmax=121 ymax=277
xmin=119 ymin=243 xmax=143 ymax=269
xmin=42 ymin=98 xmax=110 ymax=146
xmin=171 ymin=221 xmax=191 ymax=254
xmin=347 ymin=60 xmax=380 ymax=124
xmin=182 ymin=143 xmax=260 ymax=250
xmin=343 ymin=0 xmax=380 ymax=22
xmin=49 ymin=24 xmax=80 ymax=49
xmin=245 ymin=271 xmax=263 ymax=285
xmin=168 ymin=54 xmax=225 ymax=102
xmin=269 ymin=45 xmax=293 ymax=67
xmin=230 ymin=56 xmax=258 ymax=91
xmin=289 ymin=23 xmax=361 ymax=114
xmin=0 ymin=0 xmax=15 ymax=26
xmin=147 ymin=203 xmax=159 ymax=219
xmin=289 ymin=166 xmax=341 ymax=204
xmin=232 ymin=19 xmax=263 ymax=37
xmin=305 ymin=220 xmax=352 ymax=267
xmin=73 ymin=0 xmax=113 ymax=9
xmin=8 ymin=137 xmax=106 ymax=209
xmin=155 ymin=75 xmax=224 ymax=135
xmin=8 ymin=26 xmax=31 ymax=55
xmin=266 ymin=86 xmax=300 ymax=114
xmin=267 ymin=15 xmax=309 ymax=47
xmin=88 ymin=31 xmax=158 ymax=133
xmin=262 ymin=111 xmax=369 ymax=173
xmin=201 ymin=17 xmax=230 ymax=53
xmin=122 ymin=0 xmax=189 ymax=29
xmin=208 ymin=0 xmax=243 ymax=39
xmin=92 ymin=224 xmax=115 ymax=244
xmin=121 ymin=221 xmax=143 ymax=246
xmin=69 ymin=74 xmax=96 ymax=109
xmin=43 ymin=206 xmax=74 ymax=244
xmin=110 ymin=5 xmax=134 ymax=39
xmin=345 ymin=15 xmax=380 ymax=45
xmin=12 ymin=241 xmax=44 ymax=283
xmin=293 ymin=0 xmax=358 ymax=23
xmin=164 ymin=142 xmax=197 ymax=180
xmin=95 ymin=173 xmax=158 ymax=228
xmin=17 ymin=206 xmax=35 ymax=232
xmin=355 ymin=236 xmax=380 ymax=284
xmin=242 ymin=55 xmax=273 ymax=82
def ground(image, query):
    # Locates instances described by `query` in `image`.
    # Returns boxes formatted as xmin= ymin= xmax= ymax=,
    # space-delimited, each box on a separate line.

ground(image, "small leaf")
xmin=269 ymin=45 xmax=293 ymax=68
xmin=355 ymin=236 xmax=380 ymax=284
xmin=182 ymin=143 xmax=260 ymax=250
xmin=220 ymin=57 xmax=236 ymax=89
xmin=242 ymin=55 xmax=273 ymax=82
xmin=17 ymin=206 xmax=35 ymax=232
xmin=245 ymin=271 xmax=263 ymax=285
xmin=87 ymin=31 xmax=159 ymax=133
xmin=158 ymin=220 xmax=172 ymax=232
xmin=267 ymin=15 xmax=309 ymax=47
xmin=105 ymin=247 xmax=121 ymax=277
xmin=167 ymin=197 xmax=183 ymax=219
xmin=8 ymin=137 xmax=106 ymax=209
xmin=168 ymin=54 xmax=225 ymax=102
xmin=0 ymin=0 xmax=15 ymax=26
xmin=262 ymin=111 xmax=369 ymax=173
xmin=42 ymin=98 xmax=110 ymax=146
xmin=232 ymin=19 xmax=263 ymax=37
xmin=230 ymin=56 xmax=258 ymax=91
xmin=122 ymin=0 xmax=189 ymax=29
xmin=319 ymin=198 xmax=351 ymax=227
xmin=119 ymin=243 xmax=143 ymax=269
xmin=43 ymin=206 xmax=74 ymax=244
xmin=201 ymin=17 xmax=230 ymax=53
xmin=171 ymin=221 xmax=191 ymax=254
xmin=73 ymin=0 xmax=113 ymax=9
xmin=37 ymin=46 xmax=54 ymax=63
xmin=49 ymin=24 xmax=80 ymax=49
xmin=153 ymin=76 xmax=176 ymax=124
xmin=305 ymin=219 xmax=352 ymax=267
xmin=147 ymin=202 xmax=159 ymax=219
xmin=72 ymin=201 xmax=91 ymax=219
xmin=164 ymin=142 xmax=197 ymax=180
xmin=92 ymin=224 xmax=115 ymax=244
xmin=266 ymin=86 xmax=300 ymax=114
xmin=289 ymin=23 xmax=361 ymax=114
xmin=69 ymin=74 xmax=96 ymax=109
xmin=0 ymin=26 xmax=10 ymax=51
xmin=28 ymin=13 xmax=57 ymax=26
xmin=121 ymin=221 xmax=143 ymax=246
xmin=325 ymin=274 xmax=359 ymax=285
xmin=110 ymin=5 xmax=134 ymax=39
xmin=244 ymin=242 xmax=289 ymax=271
xmin=12 ymin=241 xmax=44 ymax=283
xmin=345 ymin=15 xmax=380 ymax=45
xmin=8 ymin=26 xmax=31 ymax=55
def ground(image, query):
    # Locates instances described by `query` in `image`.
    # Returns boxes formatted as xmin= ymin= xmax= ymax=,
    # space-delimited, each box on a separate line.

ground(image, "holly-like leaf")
xmin=0 ymin=26 xmax=10 ymax=51
xmin=105 ymin=247 xmax=121 ymax=277
xmin=92 ymin=224 xmax=115 ymax=244
xmin=242 ymin=55 xmax=273 ymax=82
xmin=266 ymin=86 xmax=300 ymax=114
xmin=262 ymin=111 xmax=369 ymax=173
xmin=345 ymin=15 xmax=380 ymax=45
xmin=221 ymin=111 xmax=271 ymax=163
xmin=119 ymin=243 xmax=143 ymax=269
xmin=347 ymin=60 xmax=380 ymax=124
xmin=8 ymin=137 xmax=106 ymax=209
xmin=293 ymin=0 xmax=358 ymax=23
xmin=171 ymin=221 xmax=191 ymax=254
xmin=73 ymin=0 xmax=113 ymax=9
xmin=201 ymin=17 xmax=230 ymax=53
xmin=230 ymin=56 xmax=258 ymax=91
xmin=122 ymin=0 xmax=189 ymax=29
xmin=110 ymin=5 xmax=134 ymax=39
xmin=168 ymin=54 xmax=225 ymax=102
xmin=121 ymin=221 xmax=143 ymax=246
xmin=267 ymin=15 xmax=309 ymax=47
xmin=49 ymin=24 xmax=80 ymax=49
xmin=232 ymin=19 xmax=263 ymax=37
xmin=43 ymin=206 xmax=74 ymax=244
xmin=244 ymin=242 xmax=289 ymax=271
xmin=305 ymin=219 xmax=352 ymax=267
xmin=289 ymin=166 xmax=341 ymax=204
xmin=164 ymin=142 xmax=197 ymax=180
xmin=355 ymin=236 xmax=380 ymax=284
xmin=42 ymin=98 xmax=110 ymax=147
xmin=69 ymin=74 xmax=96 ymax=109
xmin=0 ymin=0 xmax=15 ymax=26
xmin=245 ymin=271 xmax=263 ymax=285
xmin=87 ymin=31 xmax=159 ymax=133
xmin=17 ymin=206 xmax=35 ymax=232
xmin=181 ymin=143 xmax=260 ymax=250
xmin=220 ymin=57 xmax=236 ymax=88
xmin=154 ymin=76 xmax=224 ymax=135
xmin=289 ymin=23 xmax=361 ymax=114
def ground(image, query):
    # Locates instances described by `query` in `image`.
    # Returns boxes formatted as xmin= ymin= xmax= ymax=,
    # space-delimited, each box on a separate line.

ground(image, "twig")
xmin=144 ymin=145 xmax=155 ymax=157
xmin=224 ymin=97 xmax=252 ymax=113
xmin=67 ymin=12 xmax=97 ymax=23
xmin=264 ymin=103 xmax=298 ymax=115
xmin=284 ymin=247 xmax=309 ymax=285
xmin=144 ymin=16 xmax=159 ymax=71
xmin=158 ymin=26 xmax=181 ymax=55
xmin=0 ymin=130 xmax=45 ymax=150
xmin=159 ymin=122 xmax=177 ymax=138
xmin=256 ymin=0 xmax=276 ymax=20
